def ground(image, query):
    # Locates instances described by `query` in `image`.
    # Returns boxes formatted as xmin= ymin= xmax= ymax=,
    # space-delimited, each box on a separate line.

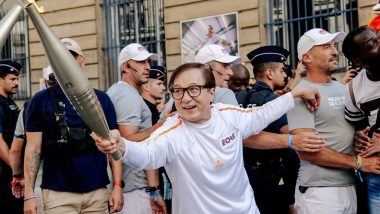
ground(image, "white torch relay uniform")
xmin=120 ymin=93 xmax=295 ymax=214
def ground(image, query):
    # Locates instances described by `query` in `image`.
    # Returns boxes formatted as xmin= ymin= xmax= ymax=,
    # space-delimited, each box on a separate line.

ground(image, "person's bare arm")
xmin=24 ymin=132 xmax=42 ymax=214
xmin=120 ymin=122 xmax=163 ymax=142
xmin=108 ymin=155 xmax=123 ymax=213
xmin=243 ymin=131 xmax=324 ymax=152
xmin=291 ymin=128 xmax=380 ymax=174
xmin=9 ymin=137 xmax=24 ymax=175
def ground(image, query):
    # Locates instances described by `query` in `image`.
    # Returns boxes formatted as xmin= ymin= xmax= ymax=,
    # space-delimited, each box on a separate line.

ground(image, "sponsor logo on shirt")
xmin=219 ymin=131 xmax=237 ymax=150
xmin=327 ymin=96 xmax=345 ymax=110
xmin=215 ymin=158 xmax=224 ymax=169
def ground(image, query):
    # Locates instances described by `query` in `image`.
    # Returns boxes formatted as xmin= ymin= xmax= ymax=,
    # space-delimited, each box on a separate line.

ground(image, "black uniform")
xmin=236 ymin=81 xmax=299 ymax=214
xmin=0 ymin=95 xmax=23 ymax=213
xmin=0 ymin=60 xmax=23 ymax=213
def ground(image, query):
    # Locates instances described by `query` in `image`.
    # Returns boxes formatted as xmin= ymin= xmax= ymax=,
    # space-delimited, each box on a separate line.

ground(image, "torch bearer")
xmin=24 ymin=3 xmax=122 ymax=160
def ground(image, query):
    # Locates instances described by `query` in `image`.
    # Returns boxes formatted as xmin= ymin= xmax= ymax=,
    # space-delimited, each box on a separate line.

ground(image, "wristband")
xmin=9 ymin=177 xmax=23 ymax=189
xmin=355 ymin=155 xmax=363 ymax=182
xmin=113 ymin=181 xmax=125 ymax=188
xmin=149 ymin=190 xmax=160 ymax=202
xmin=287 ymin=135 xmax=293 ymax=149
xmin=24 ymin=195 xmax=36 ymax=201
xmin=288 ymin=134 xmax=299 ymax=155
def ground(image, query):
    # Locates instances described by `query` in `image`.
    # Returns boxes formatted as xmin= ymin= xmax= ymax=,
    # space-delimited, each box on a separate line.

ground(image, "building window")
xmin=0 ymin=6 xmax=30 ymax=100
xmin=103 ymin=0 xmax=165 ymax=87
xmin=266 ymin=0 xmax=358 ymax=69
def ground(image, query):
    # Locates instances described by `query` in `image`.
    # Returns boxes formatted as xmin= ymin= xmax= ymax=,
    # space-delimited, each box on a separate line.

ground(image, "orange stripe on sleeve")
xmin=145 ymin=117 xmax=183 ymax=145
xmin=218 ymin=107 xmax=258 ymax=113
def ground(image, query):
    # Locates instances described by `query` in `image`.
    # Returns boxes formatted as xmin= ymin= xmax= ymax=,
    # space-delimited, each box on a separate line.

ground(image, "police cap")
xmin=0 ymin=60 xmax=21 ymax=75
xmin=149 ymin=65 xmax=165 ymax=81
xmin=247 ymin=46 xmax=289 ymax=66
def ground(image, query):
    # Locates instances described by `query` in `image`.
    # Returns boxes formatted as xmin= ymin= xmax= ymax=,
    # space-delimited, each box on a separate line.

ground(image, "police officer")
xmin=141 ymin=65 xmax=166 ymax=125
xmin=236 ymin=46 xmax=298 ymax=214
xmin=140 ymin=65 xmax=173 ymax=213
xmin=0 ymin=60 xmax=23 ymax=213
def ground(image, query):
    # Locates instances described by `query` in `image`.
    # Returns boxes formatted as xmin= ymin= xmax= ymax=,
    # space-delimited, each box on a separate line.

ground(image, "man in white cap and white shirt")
xmin=287 ymin=28 xmax=380 ymax=213
xmin=107 ymin=43 xmax=167 ymax=214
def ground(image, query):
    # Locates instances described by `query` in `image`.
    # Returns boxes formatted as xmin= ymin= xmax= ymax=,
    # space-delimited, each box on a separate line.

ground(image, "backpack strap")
xmin=348 ymin=80 xmax=357 ymax=109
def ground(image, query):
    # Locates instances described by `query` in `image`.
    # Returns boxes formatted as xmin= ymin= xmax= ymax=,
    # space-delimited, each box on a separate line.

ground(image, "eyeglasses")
xmin=170 ymin=85 xmax=211 ymax=100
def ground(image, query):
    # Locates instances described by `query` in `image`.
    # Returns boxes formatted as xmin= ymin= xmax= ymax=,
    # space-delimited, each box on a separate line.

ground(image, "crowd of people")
xmin=0 ymin=25 xmax=380 ymax=214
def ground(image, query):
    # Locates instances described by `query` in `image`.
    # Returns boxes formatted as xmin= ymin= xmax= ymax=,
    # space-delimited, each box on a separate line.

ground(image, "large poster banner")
xmin=181 ymin=12 xmax=239 ymax=63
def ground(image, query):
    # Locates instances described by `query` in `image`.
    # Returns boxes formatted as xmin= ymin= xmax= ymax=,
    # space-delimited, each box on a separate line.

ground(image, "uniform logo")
xmin=219 ymin=131 xmax=237 ymax=150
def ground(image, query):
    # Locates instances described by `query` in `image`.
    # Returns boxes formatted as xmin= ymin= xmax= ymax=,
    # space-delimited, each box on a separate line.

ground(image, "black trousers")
xmin=246 ymin=166 xmax=288 ymax=214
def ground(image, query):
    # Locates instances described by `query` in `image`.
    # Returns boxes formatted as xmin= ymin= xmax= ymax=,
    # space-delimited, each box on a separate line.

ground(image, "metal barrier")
xmin=265 ymin=0 xmax=358 ymax=69
xmin=0 ymin=7 xmax=30 ymax=100
xmin=103 ymin=0 xmax=165 ymax=88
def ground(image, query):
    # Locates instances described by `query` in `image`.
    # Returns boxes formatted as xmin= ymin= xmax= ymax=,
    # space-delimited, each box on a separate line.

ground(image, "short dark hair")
xmin=0 ymin=73 xmax=11 ymax=79
xmin=169 ymin=63 xmax=215 ymax=91
xmin=342 ymin=26 xmax=369 ymax=62
xmin=253 ymin=62 xmax=280 ymax=79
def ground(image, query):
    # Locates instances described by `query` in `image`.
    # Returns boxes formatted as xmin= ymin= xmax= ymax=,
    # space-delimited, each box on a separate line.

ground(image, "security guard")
xmin=236 ymin=46 xmax=298 ymax=214
xmin=142 ymin=65 xmax=166 ymax=125
xmin=0 ymin=60 xmax=23 ymax=213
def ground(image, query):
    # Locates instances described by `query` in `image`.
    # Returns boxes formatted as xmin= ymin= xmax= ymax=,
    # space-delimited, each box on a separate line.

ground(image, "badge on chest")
xmin=219 ymin=131 xmax=237 ymax=150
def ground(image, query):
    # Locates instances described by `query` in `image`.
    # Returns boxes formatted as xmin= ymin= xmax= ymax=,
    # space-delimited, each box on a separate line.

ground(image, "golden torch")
xmin=24 ymin=3 xmax=122 ymax=160
xmin=0 ymin=3 xmax=23 ymax=50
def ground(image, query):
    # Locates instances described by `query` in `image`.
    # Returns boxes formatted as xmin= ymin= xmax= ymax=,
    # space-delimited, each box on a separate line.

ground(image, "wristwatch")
xmin=145 ymin=186 xmax=160 ymax=192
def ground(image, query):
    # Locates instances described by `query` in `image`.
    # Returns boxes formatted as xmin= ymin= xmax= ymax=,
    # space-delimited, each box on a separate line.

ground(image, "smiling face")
xmin=172 ymin=67 xmax=215 ymax=123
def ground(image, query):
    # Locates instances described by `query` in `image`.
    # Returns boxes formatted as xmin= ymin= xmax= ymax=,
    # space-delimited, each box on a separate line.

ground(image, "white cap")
xmin=297 ymin=28 xmax=346 ymax=60
xmin=61 ymin=38 xmax=83 ymax=56
xmin=118 ymin=43 xmax=158 ymax=70
xmin=42 ymin=65 xmax=53 ymax=80
xmin=195 ymin=44 xmax=241 ymax=65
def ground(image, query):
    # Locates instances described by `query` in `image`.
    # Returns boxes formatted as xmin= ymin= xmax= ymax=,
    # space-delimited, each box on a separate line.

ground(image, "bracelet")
xmin=149 ymin=190 xmax=160 ymax=202
xmin=113 ymin=181 xmax=125 ymax=188
xmin=24 ymin=195 xmax=37 ymax=201
xmin=354 ymin=155 xmax=362 ymax=171
xmin=287 ymin=135 xmax=293 ymax=149
xmin=145 ymin=186 xmax=160 ymax=193
xmin=355 ymin=155 xmax=363 ymax=182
